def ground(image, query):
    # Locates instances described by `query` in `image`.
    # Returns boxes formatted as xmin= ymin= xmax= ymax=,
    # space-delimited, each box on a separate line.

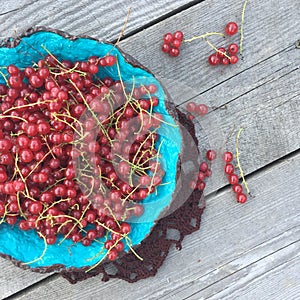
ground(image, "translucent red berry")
xmin=225 ymin=22 xmax=239 ymax=36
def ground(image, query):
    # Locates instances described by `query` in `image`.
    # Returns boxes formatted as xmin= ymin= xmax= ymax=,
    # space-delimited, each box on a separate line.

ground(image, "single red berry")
xmin=228 ymin=173 xmax=239 ymax=185
xmin=225 ymin=22 xmax=239 ymax=36
xmin=186 ymin=101 xmax=197 ymax=112
xmin=216 ymin=47 xmax=226 ymax=58
xmin=236 ymin=193 xmax=247 ymax=203
xmin=228 ymin=43 xmax=239 ymax=55
xmin=221 ymin=57 xmax=230 ymax=65
xmin=172 ymin=39 xmax=182 ymax=48
xmin=169 ymin=47 xmax=180 ymax=57
xmin=230 ymin=55 xmax=239 ymax=64
xmin=223 ymin=151 xmax=234 ymax=162
xmin=163 ymin=33 xmax=174 ymax=44
xmin=196 ymin=104 xmax=208 ymax=116
xmin=232 ymin=184 xmax=243 ymax=194
xmin=224 ymin=163 xmax=235 ymax=175
xmin=162 ymin=43 xmax=171 ymax=53
xmin=107 ymin=248 xmax=118 ymax=261
xmin=208 ymin=54 xmax=220 ymax=66
xmin=206 ymin=149 xmax=217 ymax=161
xmin=173 ymin=31 xmax=184 ymax=41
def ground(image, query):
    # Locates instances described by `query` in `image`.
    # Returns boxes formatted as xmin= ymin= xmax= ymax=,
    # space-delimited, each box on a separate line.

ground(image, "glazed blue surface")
xmin=0 ymin=31 xmax=182 ymax=269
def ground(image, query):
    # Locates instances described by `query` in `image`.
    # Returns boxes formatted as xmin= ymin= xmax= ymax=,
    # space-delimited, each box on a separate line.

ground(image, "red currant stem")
xmin=183 ymin=32 xmax=225 ymax=43
xmin=104 ymin=203 xmax=121 ymax=228
xmin=205 ymin=38 xmax=231 ymax=60
xmin=235 ymin=128 xmax=250 ymax=194
xmin=41 ymin=45 xmax=66 ymax=69
xmin=52 ymin=113 xmax=83 ymax=137
xmin=124 ymin=235 xmax=143 ymax=261
xmin=16 ymin=191 xmax=26 ymax=219
xmin=121 ymin=184 xmax=141 ymax=205
xmin=149 ymin=139 xmax=164 ymax=192
xmin=109 ymin=6 xmax=131 ymax=53
xmin=58 ymin=202 xmax=91 ymax=245
xmin=69 ymin=79 xmax=112 ymax=144
xmin=3 ymin=100 xmax=53 ymax=116
xmin=22 ymin=232 xmax=48 ymax=265
xmin=115 ymin=57 xmax=129 ymax=101
xmin=239 ymin=0 xmax=249 ymax=55
xmin=0 ymin=115 xmax=28 ymax=123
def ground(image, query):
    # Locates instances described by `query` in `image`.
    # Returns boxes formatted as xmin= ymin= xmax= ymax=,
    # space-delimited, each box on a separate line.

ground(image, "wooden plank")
xmin=119 ymin=0 xmax=300 ymax=101
xmin=0 ymin=0 xmax=197 ymax=40
xmin=9 ymin=151 xmax=300 ymax=300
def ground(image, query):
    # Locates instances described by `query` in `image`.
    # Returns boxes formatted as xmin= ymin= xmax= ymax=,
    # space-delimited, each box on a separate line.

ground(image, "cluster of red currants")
xmin=0 ymin=53 xmax=165 ymax=260
xmin=208 ymin=22 xmax=240 ymax=66
xmin=161 ymin=31 xmax=184 ymax=57
xmin=222 ymin=151 xmax=247 ymax=203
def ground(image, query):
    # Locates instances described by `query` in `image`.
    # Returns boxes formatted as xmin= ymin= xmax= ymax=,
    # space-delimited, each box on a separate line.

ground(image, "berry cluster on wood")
xmin=0 ymin=52 xmax=167 ymax=261
xmin=222 ymin=151 xmax=247 ymax=203
xmin=162 ymin=31 xmax=184 ymax=57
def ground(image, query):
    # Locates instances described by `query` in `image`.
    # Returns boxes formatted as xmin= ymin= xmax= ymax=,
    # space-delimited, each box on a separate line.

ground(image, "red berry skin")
xmin=169 ymin=47 xmax=180 ymax=57
xmin=232 ymin=184 xmax=243 ymax=194
xmin=228 ymin=43 xmax=239 ymax=55
xmin=196 ymin=104 xmax=208 ymax=116
xmin=230 ymin=55 xmax=239 ymax=64
xmin=172 ymin=39 xmax=182 ymax=48
xmin=174 ymin=31 xmax=184 ymax=41
xmin=208 ymin=54 xmax=220 ymax=66
xmin=163 ymin=33 xmax=173 ymax=44
xmin=186 ymin=101 xmax=197 ymax=112
xmin=225 ymin=22 xmax=239 ymax=36
xmin=224 ymin=163 xmax=235 ymax=175
xmin=228 ymin=173 xmax=239 ymax=185
xmin=217 ymin=47 xmax=226 ymax=58
xmin=221 ymin=57 xmax=230 ymax=65
xmin=206 ymin=149 xmax=217 ymax=161
xmin=223 ymin=151 xmax=234 ymax=162
xmin=236 ymin=193 xmax=247 ymax=203
xmin=162 ymin=43 xmax=170 ymax=53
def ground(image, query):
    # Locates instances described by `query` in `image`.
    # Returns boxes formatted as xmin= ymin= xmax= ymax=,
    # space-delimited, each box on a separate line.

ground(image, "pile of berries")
xmin=0 ymin=53 xmax=166 ymax=261
xmin=161 ymin=31 xmax=184 ymax=57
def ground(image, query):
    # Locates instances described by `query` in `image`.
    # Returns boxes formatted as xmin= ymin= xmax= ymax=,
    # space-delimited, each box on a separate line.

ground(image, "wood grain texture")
xmin=0 ymin=0 xmax=197 ymax=40
xmin=8 ymin=152 xmax=300 ymax=300
xmin=0 ymin=0 xmax=299 ymax=298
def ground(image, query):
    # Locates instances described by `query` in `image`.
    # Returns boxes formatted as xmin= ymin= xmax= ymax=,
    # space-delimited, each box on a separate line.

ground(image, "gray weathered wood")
xmin=0 ymin=0 xmax=299 ymax=298
xmin=8 ymin=151 xmax=300 ymax=300
xmin=0 ymin=0 xmax=196 ymax=40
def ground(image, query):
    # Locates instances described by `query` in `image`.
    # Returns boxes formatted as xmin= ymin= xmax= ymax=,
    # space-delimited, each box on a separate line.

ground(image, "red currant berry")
xmin=162 ymin=43 xmax=171 ymax=53
xmin=230 ymin=55 xmax=239 ymax=64
xmin=216 ymin=47 xmax=226 ymax=58
xmin=173 ymin=31 xmax=184 ymax=41
xmin=206 ymin=149 xmax=217 ymax=161
xmin=169 ymin=47 xmax=180 ymax=57
xmin=228 ymin=173 xmax=239 ymax=185
xmin=225 ymin=22 xmax=239 ymax=36
xmin=232 ymin=184 xmax=243 ymax=194
xmin=196 ymin=104 xmax=208 ymax=116
xmin=228 ymin=43 xmax=239 ymax=55
xmin=163 ymin=33 xmax=173 ymax=44
xmin=208 ymin=54 xmax=220 ymax=66
xmin=223 ymin=151 xmax=234 ymax=162
xmin=236 ymin=193 xmax=247 ymax=203
xmin=221 ymin=57 xmax=230 ymax=65
xmin=224 ymin=163 xmax=235 ymax=175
